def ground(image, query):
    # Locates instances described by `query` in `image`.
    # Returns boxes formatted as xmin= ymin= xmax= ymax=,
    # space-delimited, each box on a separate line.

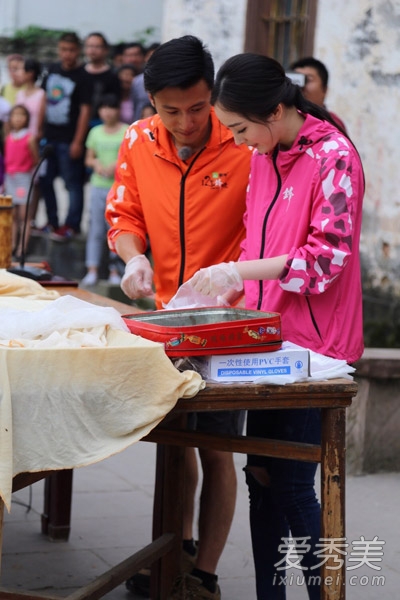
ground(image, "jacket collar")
xmin=280 ymin=113 xmax=341 ymax=158
xmin=150 ymin=107 xmax=234 ymax=161
xmin=259 ymin=113 xmax=341 ymax=165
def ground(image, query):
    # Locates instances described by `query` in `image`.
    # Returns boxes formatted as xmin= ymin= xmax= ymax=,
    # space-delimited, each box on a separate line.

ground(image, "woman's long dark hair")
xmin=211 ymin=53 xmax=347 ymax=136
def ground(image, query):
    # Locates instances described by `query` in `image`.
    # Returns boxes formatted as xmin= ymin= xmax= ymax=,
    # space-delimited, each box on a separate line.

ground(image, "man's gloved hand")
xmin=121 ymin=254 xmax=154 ymax=299
xmin=189 ymin=262 xmax=243 ymax=297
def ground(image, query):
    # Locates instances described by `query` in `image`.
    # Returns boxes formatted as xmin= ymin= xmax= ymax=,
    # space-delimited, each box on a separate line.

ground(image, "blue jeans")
xmin=245 ymin=407 xmax=321 ymax=600
xmin=40 ymin=141 xmax=85 ymax=231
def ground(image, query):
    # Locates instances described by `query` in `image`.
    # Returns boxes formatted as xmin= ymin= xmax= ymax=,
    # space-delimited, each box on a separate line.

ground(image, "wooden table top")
xmin=51 ymin=285 xmax=142 ymax=315
xmin=172 ymin=378 xmax=358 ymax=412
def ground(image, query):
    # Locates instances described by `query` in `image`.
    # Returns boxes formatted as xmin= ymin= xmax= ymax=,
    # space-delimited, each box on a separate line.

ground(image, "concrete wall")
xmin=162 ymin=0 xmax=247 ymax=71
xmin=313 ymin=1 xmax=400 ymax=291
xmin=349 ymin=349 xmax=400 ymax=474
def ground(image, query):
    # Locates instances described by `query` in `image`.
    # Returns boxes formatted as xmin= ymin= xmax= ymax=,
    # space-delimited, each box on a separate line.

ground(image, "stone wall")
xmin=314 ymin=1 xmax=400 ymax=292
xmin=162 ymin=0 xmax=247 ymax=70
xmin=348 ymin=349 xmax=400 ymax=474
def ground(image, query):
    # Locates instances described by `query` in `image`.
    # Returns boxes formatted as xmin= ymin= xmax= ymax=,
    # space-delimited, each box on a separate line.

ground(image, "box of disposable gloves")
xmin=204 ymin=346 xmax=310 ymax=382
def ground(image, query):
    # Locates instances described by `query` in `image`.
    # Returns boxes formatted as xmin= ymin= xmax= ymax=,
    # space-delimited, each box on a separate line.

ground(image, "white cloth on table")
xmin=0 ymin=294 xmax=129 ymax=347
xmin=252 ymin=341 xmax=355 ymax=384
xmin=0 ymin=271 xmax=204 ymax=511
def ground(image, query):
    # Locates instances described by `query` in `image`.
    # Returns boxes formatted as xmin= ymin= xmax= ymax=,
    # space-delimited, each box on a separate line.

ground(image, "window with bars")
xmin=245 ymin=0 xmax=317 ymax=68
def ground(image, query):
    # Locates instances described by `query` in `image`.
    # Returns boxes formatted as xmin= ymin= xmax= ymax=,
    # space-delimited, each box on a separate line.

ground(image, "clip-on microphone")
xmin=177 ymin=146 xmax=193 ymax=160
xmin=7 ymin=145 xmax=54 ymax=281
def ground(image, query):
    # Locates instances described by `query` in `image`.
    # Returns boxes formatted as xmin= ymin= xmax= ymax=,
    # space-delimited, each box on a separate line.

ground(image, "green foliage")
xmin=7 ymin=24 xmax=159 ymax=51
xmin=133 ymin=26 xmax=157 ymax=46
xmin=12 ymin=25 xmax=65 ymax=45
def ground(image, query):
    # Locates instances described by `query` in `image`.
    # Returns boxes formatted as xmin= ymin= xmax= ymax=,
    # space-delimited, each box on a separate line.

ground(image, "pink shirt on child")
xmin=5 ymin=130 xmax=35 ymax=174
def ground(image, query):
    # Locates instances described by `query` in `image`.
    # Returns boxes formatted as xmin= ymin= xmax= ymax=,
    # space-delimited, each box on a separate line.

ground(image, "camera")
xmin=286 ymin=72 xmax=306 ymax=87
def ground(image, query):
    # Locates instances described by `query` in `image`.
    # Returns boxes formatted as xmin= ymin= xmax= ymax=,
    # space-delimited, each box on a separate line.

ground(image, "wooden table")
xmin=0 ymin=286 xmax=357 ymax=600
xmin=145 ymin=378 xmax=357 ymax=600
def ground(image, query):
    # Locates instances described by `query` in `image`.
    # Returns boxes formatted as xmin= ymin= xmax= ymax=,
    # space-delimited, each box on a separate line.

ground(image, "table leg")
xmin=320 ymin=407 xmax=346 ymax=600
xmin=151 ymin=442 xmax=185 ymax=600
xmin=41 ymin=470 xmax=73 ymax=541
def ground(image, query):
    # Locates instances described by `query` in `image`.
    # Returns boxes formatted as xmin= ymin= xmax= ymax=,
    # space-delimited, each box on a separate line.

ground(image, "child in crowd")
xmin=0 ymin=90 xmax=10 ymax=148
xmin=116 ymin=64 xmax=136 ymax=124
xmin=0 ymin=91 xmax=10 ymax=192
xmin=81 ymin=93 xmax=128 ymax=286
xmin=1 ymin=54 xmax=25 ymax=106
xmin=140 ymin=103 xmax=156 ymax=119
xmin=4 ymin=105 xmax=39 ymax=258
xmin=16 ymin=58 xmax=46 ymax=230
xmin=16 ymin=58 xmax=45 ymax=139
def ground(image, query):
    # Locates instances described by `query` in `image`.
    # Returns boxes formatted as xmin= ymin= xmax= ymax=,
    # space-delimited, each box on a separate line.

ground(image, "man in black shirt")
xmin=41 ymin=31 xmax=93 ymax=241
xmin=83 ymin=32 xmax=121 ymax=128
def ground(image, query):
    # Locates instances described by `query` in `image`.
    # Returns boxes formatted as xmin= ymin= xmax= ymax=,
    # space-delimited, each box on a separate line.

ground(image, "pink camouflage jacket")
xmin=241 ymin=114 xmax=365 ymax=363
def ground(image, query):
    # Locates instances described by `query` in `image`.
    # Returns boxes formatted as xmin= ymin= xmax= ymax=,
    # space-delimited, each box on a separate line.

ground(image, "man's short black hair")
xmin=117 ymin=63 xmax=138 ymax=76
xmin=85 ymin=32 xmax=110 ymax=49
xmin=123 ymin=42 xmax=146 ymax=55
xmin=145 ymin=42 xmax=161 ymax=54
xmin=98 ymin=93 xmax=120 ymax=109
xmin=59 ymin=31 xmax=81 ymax=47
xmin=290 ymin=56 xmax=329 ymax=89
xmin=144 ymin=35 xmax=214 ymax=96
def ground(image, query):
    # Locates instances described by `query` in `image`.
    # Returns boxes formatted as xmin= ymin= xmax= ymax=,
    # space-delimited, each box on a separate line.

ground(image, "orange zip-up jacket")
xmin=106 ymin=109 xmax=251 ymax=308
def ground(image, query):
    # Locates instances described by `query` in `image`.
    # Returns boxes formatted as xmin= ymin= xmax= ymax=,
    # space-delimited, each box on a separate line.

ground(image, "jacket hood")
xmin=262 ymin=113 xmax=345 ymax=166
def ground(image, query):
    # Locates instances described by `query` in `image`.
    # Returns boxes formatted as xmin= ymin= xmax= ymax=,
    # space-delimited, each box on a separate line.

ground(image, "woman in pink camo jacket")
xmin=189 ymin=53 xmax=364 ymax=600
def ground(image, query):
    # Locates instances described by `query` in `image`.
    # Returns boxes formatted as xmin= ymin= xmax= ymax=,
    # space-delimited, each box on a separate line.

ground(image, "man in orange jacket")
xmin=106 ymin=35 xmax=251 ymax=600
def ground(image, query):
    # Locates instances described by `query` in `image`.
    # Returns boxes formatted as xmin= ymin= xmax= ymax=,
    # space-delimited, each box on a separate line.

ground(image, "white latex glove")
xmin=189 ymin=262 xmax=243 ymax=297
xmin=164 ymin=281 xmax=230 ymax=309
xmin=121 ymin=254 xmax=154 ymax=299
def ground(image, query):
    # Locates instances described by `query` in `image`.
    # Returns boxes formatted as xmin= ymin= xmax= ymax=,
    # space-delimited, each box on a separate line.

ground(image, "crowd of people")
xmin=1 ymin=30 xmax=362 ymax=600
xmin=0 ymin=33 xmax=158 ymax=282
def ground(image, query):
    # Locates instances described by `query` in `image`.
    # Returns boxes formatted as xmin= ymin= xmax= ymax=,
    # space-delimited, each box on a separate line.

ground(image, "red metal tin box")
xmin=123 ymin=307 xmax=282 ymax=357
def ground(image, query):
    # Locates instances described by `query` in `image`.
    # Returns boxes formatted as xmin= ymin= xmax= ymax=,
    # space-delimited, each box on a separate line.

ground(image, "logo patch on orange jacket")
xmin=202 ymin=172 xmax=228 ymax=189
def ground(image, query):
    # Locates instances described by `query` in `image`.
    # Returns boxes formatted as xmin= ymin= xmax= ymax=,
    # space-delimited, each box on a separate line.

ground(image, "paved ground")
xmin=2 ymin=440 xmax=399 ymax=599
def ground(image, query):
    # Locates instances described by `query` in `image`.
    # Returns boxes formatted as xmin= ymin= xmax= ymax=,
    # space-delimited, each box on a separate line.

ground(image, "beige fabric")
xmin=0 ymin=269 xmax=60 ymax=300
xmin=0 ymin=294 xmax=131 ymax=347
xmin=0 ymin=272 xmax=205 ymax=511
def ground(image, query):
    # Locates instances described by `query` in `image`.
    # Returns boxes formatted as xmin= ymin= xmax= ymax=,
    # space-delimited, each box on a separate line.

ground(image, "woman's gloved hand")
xmin=121 ymin=254 xmax=154 ymax=299
xmin=189 ymin=262 xmax=243 ymax=297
